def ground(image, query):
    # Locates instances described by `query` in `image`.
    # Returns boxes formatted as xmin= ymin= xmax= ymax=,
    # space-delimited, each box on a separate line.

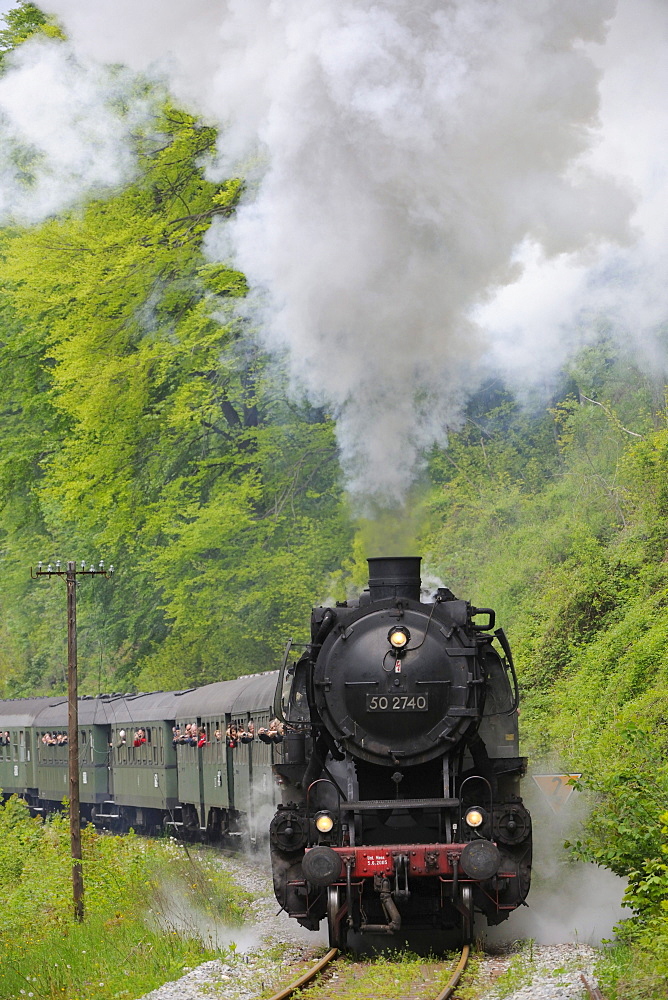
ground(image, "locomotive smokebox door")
xmin=312 ymin=560 xmax=482 ymax=768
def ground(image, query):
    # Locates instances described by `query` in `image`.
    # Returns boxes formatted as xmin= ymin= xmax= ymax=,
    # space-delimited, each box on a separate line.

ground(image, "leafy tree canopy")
xmin=0 ymin=2 xmax=63 ymax=67
xmin=0 ymin=93 xmax=351 ymax=694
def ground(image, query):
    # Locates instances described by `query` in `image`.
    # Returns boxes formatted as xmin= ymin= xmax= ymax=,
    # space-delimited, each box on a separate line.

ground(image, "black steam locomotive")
xmin=269 ymin=557 xmax=531 ymax=946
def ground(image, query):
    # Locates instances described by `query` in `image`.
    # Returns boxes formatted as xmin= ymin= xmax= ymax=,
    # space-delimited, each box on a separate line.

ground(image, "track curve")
xmin=434 ymin=944 xmax=470 ymax=1000
xmin=263 ymin=944 xmax=470 ymax=1000
xmin=264 ymin=947 xmax=338 ymax=1000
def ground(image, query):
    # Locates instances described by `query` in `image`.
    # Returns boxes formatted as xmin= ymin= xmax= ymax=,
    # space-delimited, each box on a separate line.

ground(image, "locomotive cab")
xmin=269 ymin=557 xmax=532 ymax=947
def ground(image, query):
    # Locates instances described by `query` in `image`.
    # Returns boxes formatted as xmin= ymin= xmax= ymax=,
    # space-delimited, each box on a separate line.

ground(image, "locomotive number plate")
xmin=366 ymin=694 xmax=428 ymax=712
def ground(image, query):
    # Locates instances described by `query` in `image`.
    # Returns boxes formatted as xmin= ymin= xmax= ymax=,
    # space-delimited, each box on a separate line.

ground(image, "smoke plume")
xmin=478 ymin=0 xmax=668 ymax=388
xmin=0 ymin=36 xmax=148 ymax=222
xmin=2 ymin=0 xmax=667 ymax=503
xmin=486 ymin=769 xmax=626 ymax=945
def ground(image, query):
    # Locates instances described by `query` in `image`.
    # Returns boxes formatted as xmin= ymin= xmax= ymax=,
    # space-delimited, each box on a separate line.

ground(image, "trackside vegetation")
xmin=422 ymin=364 xmax=668 ymax=996
xmin=1 ymin=3 xmax=668 ymax=995
xmin=0 ymin=794 xmax=249 ymax=1000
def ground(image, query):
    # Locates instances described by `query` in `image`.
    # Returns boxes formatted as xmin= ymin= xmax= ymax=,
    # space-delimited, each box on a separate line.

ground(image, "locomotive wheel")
xmin=326 ymin=885 xmax=347 ymax=950
xmin=459 ymin=884 xmax=474 ymax=944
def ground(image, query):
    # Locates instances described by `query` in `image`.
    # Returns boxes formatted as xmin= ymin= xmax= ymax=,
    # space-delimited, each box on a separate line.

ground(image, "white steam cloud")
xmin=478 ymin=0 xmax=668 ymax=386
xmin=0 ymin=37 xmax=147 ymax=222
xmin=2 ymin=0 xmax=667 ymax=503
xmin=487 ymin=772 xmax=626 ymax=946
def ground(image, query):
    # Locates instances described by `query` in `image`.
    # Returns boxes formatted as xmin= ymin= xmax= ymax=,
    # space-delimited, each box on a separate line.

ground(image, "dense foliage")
xmin=0 ymin=2 xmax=59 ymax=64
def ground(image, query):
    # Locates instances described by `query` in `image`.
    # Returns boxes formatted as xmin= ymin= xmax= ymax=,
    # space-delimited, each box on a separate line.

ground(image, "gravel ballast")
xmin=137 ymin=849 xmax=604 ymax=1000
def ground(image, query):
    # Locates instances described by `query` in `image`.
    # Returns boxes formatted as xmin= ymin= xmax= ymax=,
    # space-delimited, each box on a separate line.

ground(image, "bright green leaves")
xmin=0 ymin=3 xmax=64 ymax=70
xmin=620 ymin=426 xmax=668 ymax=561
xmin=200 ymin=260 xmax=248 ymax=298
xmin=1 ymin=111 xmax=232 ymax=556
xmin=134 ymin=418 xmax=350 ymax=689
xmin=0 ymin=94 xmax=351 ymax=693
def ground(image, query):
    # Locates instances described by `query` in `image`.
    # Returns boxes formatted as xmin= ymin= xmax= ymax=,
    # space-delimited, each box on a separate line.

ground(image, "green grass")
xmin=0 ymin=795 xmax=251 ymax=1000
xmin=596 ymin=943 xmax=668 ymax=1000
xmin=1 ymin=915 xmax=222 ymax=1000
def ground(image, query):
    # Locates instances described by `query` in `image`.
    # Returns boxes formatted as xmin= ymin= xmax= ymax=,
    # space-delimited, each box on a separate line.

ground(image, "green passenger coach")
xmin=0 ymin=697 xmax=56 ymax=808
xmin=0 ymin=671 xmax=283 ymax=841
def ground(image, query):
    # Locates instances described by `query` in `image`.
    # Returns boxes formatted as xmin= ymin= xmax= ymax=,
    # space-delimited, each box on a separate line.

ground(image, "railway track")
xmin=434 ymin=945 xmax=470 ymax=1000
xmin=266 ymin=947 xmax=338 ymax=1000
xmin=581 ymin=972 xmax=608 ymax=1000
xmin=264 ymin=943 xmax=470 ymax=1000
xmin=263 ymin=945 xmax=609 ymax=1000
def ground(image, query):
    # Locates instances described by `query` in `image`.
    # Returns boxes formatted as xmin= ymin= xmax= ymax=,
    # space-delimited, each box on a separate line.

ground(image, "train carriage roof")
xmin=173 ymin=671 xmax=279 ymax=719
xmin=100 ymin=691 xmax=188 ymax=725
xmin=0 ymin=671 xmax=280 ymax=730
xmin=0 ymin=696 xmax=66 ymax=728
xmin=33 ymin=692 xmax=187 ymax=728
xmin=231 ymin=671 xmax=279 ymax=714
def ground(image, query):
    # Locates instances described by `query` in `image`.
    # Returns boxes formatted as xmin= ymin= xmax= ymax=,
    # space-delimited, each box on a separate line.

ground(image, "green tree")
xmin=0 ymin=97 xmax=351 ymax=693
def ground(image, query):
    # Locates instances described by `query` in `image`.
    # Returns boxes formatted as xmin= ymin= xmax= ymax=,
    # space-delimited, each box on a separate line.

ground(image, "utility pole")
xmin=31 ymin=558 xmax=114 ymax=922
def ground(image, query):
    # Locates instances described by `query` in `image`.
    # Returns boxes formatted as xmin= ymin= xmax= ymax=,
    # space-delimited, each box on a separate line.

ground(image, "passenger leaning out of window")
xmin=197 ymin=727 xmax=207 ymax=748
xmin=133 ymin=728 xmax=146 ymax=747
xmin=258 ymin=719 xmax=284 ymax=743
xmin=239 ymin=723 xmax=254 ymax=744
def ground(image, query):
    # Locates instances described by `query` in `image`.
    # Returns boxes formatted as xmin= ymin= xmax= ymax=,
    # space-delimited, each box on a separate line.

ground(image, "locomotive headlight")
xmin=315 ymin=811 xmax=335 ymax=834
xmin=388 ymin=626 xmax=411 ymax=649
xmin=465 ymin=807 xmax=485 ymax=828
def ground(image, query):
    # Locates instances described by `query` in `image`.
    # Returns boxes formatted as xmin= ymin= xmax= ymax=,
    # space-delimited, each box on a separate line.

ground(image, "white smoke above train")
xmin=0 ymin=0 xmax=666 ymax=504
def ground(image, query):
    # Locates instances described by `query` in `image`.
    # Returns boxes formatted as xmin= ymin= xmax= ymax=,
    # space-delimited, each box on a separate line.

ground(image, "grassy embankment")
xmin=0 ymin=794 xmax=250 ymax=1000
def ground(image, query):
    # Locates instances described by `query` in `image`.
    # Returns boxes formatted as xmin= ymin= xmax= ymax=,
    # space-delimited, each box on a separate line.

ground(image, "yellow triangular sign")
xmin=532 ymin=773 xmax=582 ymax=814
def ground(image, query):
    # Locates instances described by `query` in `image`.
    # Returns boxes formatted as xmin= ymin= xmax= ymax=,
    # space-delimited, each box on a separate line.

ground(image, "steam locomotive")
xmin=269 ymin=557 xmax=532 ymax=946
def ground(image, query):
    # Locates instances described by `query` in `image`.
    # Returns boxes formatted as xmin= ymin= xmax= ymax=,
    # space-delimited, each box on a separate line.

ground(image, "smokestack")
xmin=367 ymin=556 xmax=422 ymax=603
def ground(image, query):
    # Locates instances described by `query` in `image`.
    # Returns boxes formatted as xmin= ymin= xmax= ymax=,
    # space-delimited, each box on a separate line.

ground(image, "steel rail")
xmin=264 ymin=942 xmax=468 ymax=1000
xmin=580 ymin=972 xmax=607 ymax=1000
xmin=434 ymin=944 xmax=470 ymax=1000
xmin=265 ymin=946 xmax=338 ymax=1000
